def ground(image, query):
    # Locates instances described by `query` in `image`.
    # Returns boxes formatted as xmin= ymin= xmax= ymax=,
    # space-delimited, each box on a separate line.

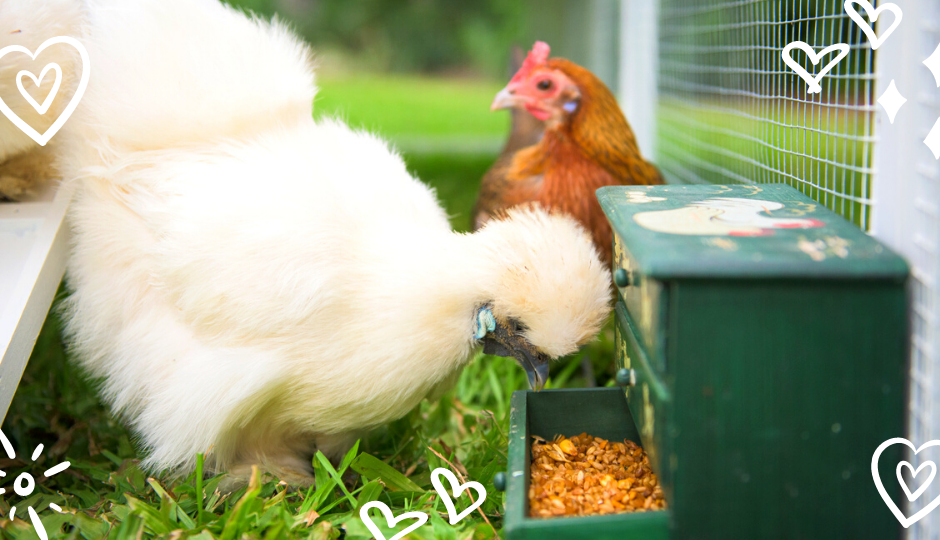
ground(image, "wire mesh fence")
xmin=655 ymin=0 xmax=876 ymax=229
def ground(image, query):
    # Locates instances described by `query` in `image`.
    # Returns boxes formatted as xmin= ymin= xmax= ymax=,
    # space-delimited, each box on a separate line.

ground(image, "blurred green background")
xmin=223 ymin=0 xmax=621 ymax=81
xmin=214 ymin=0 xmax=625 ymax=231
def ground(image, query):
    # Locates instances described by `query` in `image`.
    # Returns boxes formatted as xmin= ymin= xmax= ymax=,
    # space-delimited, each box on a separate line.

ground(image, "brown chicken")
xmin=473 ymin=42 xmax=662 ymax=264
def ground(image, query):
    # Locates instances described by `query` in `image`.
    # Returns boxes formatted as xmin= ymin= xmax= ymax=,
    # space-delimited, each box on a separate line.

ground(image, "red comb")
xmin=510 ymin=41 xmax=551 ymax=84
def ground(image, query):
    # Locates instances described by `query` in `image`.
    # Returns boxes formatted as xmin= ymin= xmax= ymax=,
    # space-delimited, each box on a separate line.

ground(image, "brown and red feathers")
xmin=473 ymin=42 xmax=662 ymax=264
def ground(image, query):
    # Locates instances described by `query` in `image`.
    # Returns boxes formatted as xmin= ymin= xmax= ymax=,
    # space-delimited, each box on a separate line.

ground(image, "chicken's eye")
xmin=536 ymin=79 xmax=552 ymax=91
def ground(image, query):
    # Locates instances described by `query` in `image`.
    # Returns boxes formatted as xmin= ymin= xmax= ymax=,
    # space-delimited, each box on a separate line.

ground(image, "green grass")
xmin=0 ymin=74 xmax=616 ymax=539
xmin=315 ymin=75 xmax=507 ymax=139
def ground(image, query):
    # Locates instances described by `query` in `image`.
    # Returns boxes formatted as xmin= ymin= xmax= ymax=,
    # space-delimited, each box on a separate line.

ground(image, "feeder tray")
xmin=501 ymin=184 xmax=910 ymax=540
xmin=503 ymin=387 xmax=668 ymax=539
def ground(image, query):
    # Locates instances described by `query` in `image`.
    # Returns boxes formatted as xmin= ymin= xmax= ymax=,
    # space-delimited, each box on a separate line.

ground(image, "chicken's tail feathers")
xmin=0 ymin=0 xmax=86 ymax=161
xmin=62 ymin=0 xmax=316 ymax=155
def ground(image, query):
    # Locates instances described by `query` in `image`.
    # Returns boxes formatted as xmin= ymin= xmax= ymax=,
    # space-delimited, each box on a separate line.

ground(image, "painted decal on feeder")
xmin=703 ymin=237 xmax=739 ymax=251
xmin=641 ymin=384 xmax=656 ymax=464
xmin=633 ymin=198 xmax=824 ymax=237
xmin=797 ymin=235 xmax=851 ymax=261
xmin=625 ymin=190 xmax=666 ymax=204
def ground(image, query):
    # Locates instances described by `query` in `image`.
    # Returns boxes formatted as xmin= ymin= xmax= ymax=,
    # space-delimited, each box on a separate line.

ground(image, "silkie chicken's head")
xmin=491 ymin=41 xmax=585 ymax=128
xmin=473 ymin=206 xmax=612 ymax=389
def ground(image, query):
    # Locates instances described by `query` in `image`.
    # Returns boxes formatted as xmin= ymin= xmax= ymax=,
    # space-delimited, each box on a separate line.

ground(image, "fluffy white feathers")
xmin=57 ymin=0 xmax=611 ymax=477
xmin=69 ymin=0 xmax=315 ymax=152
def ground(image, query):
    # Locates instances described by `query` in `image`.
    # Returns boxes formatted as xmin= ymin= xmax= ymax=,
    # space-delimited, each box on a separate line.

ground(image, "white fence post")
xmin=618 ymin=0 xmax=659 ymax=161
xmin=871 ymin=1 xmax=940 ymax=538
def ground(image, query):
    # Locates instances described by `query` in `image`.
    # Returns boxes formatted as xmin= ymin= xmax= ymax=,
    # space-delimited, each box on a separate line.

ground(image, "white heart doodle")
xmin=872 ymin=438 xmax=940 ymax=528
xmin=898 ymin=461 xmax=937 ymax=502
xmin=0 ymin=36 xmax=89 ymax=146
xmin=844 ymin=0 xmax=902 ymax=51
xmin=430 ymin=467 xmax=486 ymax=525
xmin=16 ymin=63 xmax=62 ymax=115
xmin=781 ymin=42 xmax=850 ymax=94
xmin=359 ymin=501 xmax=428 ymax=540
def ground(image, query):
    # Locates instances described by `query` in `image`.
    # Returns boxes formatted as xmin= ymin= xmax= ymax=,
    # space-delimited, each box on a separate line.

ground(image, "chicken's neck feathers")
xmin=544 ymin=58 xmax=661 ymax=185
xmin=359 ymin=229 xmax=496 ymax=360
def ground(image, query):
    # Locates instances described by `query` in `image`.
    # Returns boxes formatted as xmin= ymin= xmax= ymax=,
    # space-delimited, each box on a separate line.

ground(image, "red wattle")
xmin=525 ymin=104 xmax=551 ymax=121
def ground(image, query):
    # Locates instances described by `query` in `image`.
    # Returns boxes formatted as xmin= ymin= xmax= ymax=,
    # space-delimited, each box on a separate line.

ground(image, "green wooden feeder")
xmin=500 ymin=184 xmax=909 ymax=540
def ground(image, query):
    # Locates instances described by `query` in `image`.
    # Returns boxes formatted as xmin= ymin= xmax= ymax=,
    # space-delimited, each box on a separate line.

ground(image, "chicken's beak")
xmin=482 ymin=320 xmax=551 ymax=390
xmin=491 ymin=86 xmax=523 ymax=111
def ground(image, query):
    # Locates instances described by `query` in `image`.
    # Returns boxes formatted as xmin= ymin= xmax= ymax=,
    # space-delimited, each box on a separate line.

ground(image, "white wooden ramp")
xmin=0 ymin=184 xmax=71 ymax=423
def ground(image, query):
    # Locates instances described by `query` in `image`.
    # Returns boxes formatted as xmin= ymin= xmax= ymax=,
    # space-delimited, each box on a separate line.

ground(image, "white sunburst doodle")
xmin=0 ymin=429 xmax=70 ymax=540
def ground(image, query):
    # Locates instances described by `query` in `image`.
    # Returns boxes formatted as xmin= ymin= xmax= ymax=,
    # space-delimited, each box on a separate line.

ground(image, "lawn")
xmin=0 ymin=74 xmax=615 ymax=540
xmin=315 ymin=75 xmax=509 ymax=158
xmin=315 ymin=75 xmax=508 ymax=139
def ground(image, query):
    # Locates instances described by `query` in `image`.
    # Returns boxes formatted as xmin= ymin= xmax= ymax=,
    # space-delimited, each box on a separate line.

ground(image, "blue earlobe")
xmin=563 ymin=101 xmax=578 ymax=113
xmin=475 ymin=307 xmax=496 ymax=340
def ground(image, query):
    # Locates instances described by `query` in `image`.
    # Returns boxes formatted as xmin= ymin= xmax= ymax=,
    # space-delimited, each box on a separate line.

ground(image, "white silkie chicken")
xmin=0 ymin=0 xmax=84 ymax=199
xmin=51 ymin=0 xmax=611 ymax=481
